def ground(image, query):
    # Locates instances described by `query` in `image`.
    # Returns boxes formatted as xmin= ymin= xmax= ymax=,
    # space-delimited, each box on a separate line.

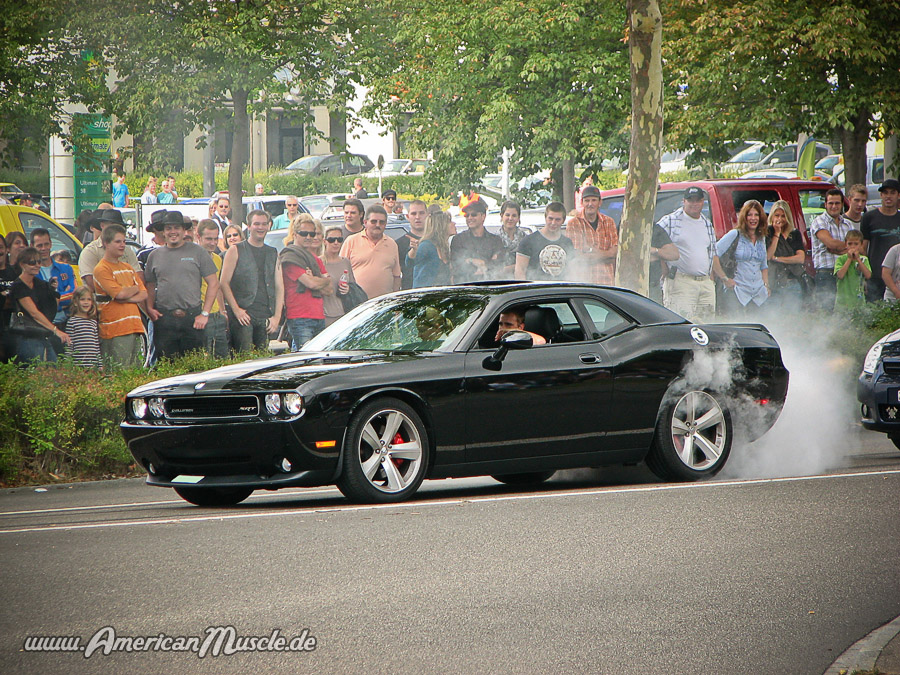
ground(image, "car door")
xmin=462 ymin=299 xmax=613 ymax=463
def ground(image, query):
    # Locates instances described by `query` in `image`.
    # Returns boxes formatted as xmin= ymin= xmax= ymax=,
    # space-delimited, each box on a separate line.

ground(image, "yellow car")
xmin=0 ymin=204 xmax=83 ymax=275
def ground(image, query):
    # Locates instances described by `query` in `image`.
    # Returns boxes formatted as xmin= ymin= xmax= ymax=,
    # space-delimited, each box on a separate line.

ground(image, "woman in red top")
xmin=278 ymin=215 xmax=333 ymax=351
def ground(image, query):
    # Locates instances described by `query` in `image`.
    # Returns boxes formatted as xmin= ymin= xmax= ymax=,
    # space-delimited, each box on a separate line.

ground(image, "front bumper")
xmin=858 ymin=369 xmax=900 ymax=435
xmin=120 ymin=416 xmax=343 ymax=489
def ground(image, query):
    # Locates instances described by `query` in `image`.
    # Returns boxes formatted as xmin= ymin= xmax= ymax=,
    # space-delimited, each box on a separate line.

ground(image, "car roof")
xmin=600 ymin=178 xmax=833 ymax=198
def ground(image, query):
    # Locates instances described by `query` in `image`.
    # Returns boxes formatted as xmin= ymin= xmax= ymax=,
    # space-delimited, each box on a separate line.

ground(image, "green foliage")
xmin=356 ymin=0 xmax=630 ymax=192
xmin=0 ymin=349 xmax=270 ymax=487
xmin=663 ymin=0 xmax=900 ymax=177
xmin=1 ymin=169 xmax=50 ymax=195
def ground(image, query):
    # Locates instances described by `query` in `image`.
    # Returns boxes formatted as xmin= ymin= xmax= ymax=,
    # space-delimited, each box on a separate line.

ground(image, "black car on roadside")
xmin=121 ymin=282 xmax=789 ymax=506
xmin=858 ymin=329 xmax=900 ymax=449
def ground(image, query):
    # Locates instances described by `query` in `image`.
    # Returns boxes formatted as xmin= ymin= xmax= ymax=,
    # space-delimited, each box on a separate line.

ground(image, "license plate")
xmin=172 ymin=475 xmax=204 ymax=484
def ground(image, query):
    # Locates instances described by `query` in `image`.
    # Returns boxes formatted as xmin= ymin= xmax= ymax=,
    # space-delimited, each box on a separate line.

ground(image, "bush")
xmin=0 ymin=349 xmax=270 ymax=487
xmin=2 ymin=169 xmax=50 ymax=195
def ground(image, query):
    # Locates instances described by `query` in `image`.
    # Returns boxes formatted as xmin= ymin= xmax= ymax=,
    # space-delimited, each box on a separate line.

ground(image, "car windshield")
xmin=304 ymin=293 xmax=487 ymax=353
xmin=382 ymin=160 xmax=408 ymax=173
xmin=285 ymin=155 xmax=324 ymax=171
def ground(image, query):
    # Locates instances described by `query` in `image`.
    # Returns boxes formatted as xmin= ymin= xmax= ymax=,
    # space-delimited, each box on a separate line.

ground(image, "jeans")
xmin=203 ymin=312 xmax=229 ymax=359
xmin=153 ymin=309 xmax=204 ymax=360
xmin=228 ymin=312 xmax=270 ymax=353
xmin=814 ymin=268 xmax=837 ymax=312
xmin=286 ymin=318 xmax=325 ymax=351
xmin=15 ymin=335 xmax=57 ymax=363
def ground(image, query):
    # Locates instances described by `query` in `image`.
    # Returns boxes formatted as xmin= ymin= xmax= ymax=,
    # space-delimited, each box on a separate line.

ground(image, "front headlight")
xmin=265 ymin=393 xmax=282 ymax=415
xmin=863 ymin=339 xmax=887 ymax=375
xmin=284 ymin=393 xmax=304 ymax=416
xmin=130 ymin=398 xmax=147 ymax=419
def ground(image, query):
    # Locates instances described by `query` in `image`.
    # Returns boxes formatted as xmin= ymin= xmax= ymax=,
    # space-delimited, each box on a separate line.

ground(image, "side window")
xmin=581 ymin=299 xmax=630 ymax=339
xmin=319 ymin=156 xmax=341 ymax=173
xmin=873 ymin=158 xmax=885 ymax=185
xmin=768 ymin=148 xmax=795 ymax=165
xmin=18 ymin=212 xmax=81 ymax=260
xmin=476 ymin=300 xmax=586 ymax=348
xmin=798 ymin=189 xmax=828 ymax=233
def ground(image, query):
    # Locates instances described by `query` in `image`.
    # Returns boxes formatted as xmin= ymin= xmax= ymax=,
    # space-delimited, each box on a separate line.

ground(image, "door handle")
xmin=579 ymin=353 xmax=601 ymax=364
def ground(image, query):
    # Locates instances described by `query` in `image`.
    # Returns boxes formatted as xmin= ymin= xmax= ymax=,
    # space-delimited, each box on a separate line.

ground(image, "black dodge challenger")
xmin=121 ymin=282 xmax=789 ymax=506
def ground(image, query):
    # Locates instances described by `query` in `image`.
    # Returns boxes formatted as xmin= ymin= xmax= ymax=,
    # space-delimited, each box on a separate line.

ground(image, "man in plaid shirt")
xmin=564 ymin=185 xmax=618 ymax=285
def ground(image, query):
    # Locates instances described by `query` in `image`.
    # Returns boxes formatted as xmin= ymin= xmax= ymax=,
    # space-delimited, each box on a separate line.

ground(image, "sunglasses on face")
xmin=325 ymin=236 xmax=344 ymax=243
xmin=21 ymin=260 xmax=40 ymax=266
xmin=296 ymin=231 xmax=317 ymax=238
xmin=226 ymin=233 xmax=240 ymax=238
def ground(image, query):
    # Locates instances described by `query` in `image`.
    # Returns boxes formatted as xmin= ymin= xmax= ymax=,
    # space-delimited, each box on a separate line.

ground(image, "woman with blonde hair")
xmin=715 ymin=200 xmax=769 ymax=316
xmin=279 ymin=214 xmax=331 ymax=349
xmin=766 ymin=199 xmax=806 ymax=310
xmin=408 ymin=210 xmax=455 ymax=288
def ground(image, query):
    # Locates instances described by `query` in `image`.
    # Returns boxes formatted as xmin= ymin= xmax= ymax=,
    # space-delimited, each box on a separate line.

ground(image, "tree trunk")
xmin=617 ymin=0 xmax=663 ymax=295
xmin=229 ymin=88 xmax=249 ymax=226
xmin=840 ymin=107 xmax=870 ymax=189
xmin=562 ymin=158 xmax=575 ymax=212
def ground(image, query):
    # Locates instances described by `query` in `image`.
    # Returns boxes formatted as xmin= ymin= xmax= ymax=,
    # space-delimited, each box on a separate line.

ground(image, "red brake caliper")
xmin=391 ymin=432 xmax=405 ymax=469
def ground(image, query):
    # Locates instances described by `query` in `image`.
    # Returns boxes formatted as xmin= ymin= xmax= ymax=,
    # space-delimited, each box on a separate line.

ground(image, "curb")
xmin=824 ymin=615 xmax=900 ymax=675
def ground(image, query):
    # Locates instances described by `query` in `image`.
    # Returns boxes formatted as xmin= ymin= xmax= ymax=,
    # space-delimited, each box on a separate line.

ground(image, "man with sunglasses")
xmin=340 ymin=205 xmax=401 ymax=299
xmin=273 ymin=196 xmax=300 ymax=230
xmin=220 ymin=209 xmax=284 ymax=352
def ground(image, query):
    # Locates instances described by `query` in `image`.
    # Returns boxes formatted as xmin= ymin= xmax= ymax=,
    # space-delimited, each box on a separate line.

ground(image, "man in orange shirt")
xmin=565 ymin=185 xmax=618 ymax=285
xmin=93 ymin=224 xmax=147 ymax=368
xmin=339 ymin=205 xmax=401 ymax=299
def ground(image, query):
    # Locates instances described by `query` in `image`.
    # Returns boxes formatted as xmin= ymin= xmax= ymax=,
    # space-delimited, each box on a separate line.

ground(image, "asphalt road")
xmin=1 ymin=431 xmax=898 ymax=674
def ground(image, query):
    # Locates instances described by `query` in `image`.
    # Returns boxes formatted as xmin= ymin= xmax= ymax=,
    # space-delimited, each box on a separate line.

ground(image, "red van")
xmin=599 ymin=179 xmax=834 ymax=273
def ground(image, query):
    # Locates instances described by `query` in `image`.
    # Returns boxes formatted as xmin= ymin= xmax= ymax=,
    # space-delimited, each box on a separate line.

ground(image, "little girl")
xmin=66 ymin=287 xmax=102 ymax=369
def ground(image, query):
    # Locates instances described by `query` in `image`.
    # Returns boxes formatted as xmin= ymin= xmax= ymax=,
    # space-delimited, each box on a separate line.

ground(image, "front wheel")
xmin=647 ymin=389 xmax=732 ymax=481
xmin=337 ymin=398 xmax=428 ymax=503
xmin=174 ymin=486 xmax=253 ymax=507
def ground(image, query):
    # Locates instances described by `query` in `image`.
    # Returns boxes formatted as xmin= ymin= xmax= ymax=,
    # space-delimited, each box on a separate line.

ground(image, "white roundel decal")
xmin=690 ymin=327 xmax=709 ymax=346
xmin=538 ymin=244 xmax=568 ymax=277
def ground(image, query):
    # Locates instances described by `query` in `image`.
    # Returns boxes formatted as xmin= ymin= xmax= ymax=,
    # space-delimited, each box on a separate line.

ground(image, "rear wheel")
xmin=173 ymin=486 xmax=253 ymax=507
xmin=491 ymin=471 xmax=556 ymax=485
xmin=337 ymin=398 xmax=428 ymax=503
xmin=647 ymin=389 xmax=732 ymax=481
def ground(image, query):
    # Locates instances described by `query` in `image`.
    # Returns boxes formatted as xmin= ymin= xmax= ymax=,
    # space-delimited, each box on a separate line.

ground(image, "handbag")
xmin=339 ymin=281 xmax=368 ymax=312
xmin=9 ymin=310 xmax=51 ymax=338
xmin=719 ymin=230 xmax=740 ymax=279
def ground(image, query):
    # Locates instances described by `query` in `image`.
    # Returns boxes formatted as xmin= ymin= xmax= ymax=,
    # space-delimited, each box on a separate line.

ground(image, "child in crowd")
xmin=66 ymin=287 xmax=102 ymax=368
xmin=881 ymin=240 xmax=900 ymax=304
xmin=834 ymin=229 xmax=871 ymax=310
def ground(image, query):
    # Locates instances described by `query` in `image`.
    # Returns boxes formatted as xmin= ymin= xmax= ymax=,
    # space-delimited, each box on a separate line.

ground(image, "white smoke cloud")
xmin=718 ymin=313 xmax=860 ymax=479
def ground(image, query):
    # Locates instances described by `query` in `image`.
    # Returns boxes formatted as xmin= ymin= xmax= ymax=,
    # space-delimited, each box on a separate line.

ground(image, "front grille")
xmin=882 ymin=358 xmax=900 ymax=374
xmin=164 ymin=395 xmax=260 ymax=419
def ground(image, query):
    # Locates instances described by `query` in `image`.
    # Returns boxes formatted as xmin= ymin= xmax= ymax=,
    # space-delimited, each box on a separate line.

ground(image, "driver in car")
xmin=494 ymin=308 xmax=546 ymax=345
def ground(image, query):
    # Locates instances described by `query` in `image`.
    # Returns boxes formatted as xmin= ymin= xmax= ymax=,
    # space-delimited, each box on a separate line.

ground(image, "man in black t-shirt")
xmin=514 ymin=202 xmax=575 ymax=281
xmin=861 ymin=179 xmax=900 ymax=302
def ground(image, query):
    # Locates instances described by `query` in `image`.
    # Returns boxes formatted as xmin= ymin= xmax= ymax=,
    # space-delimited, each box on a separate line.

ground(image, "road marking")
xmin=0 ymin=487 xmax=341 ymax=517
xmin=1 ymin=469 xmax=898 ymax=535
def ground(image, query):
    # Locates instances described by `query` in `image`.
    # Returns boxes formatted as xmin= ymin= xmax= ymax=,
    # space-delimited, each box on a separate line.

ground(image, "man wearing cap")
xmin=810 ymin=188 xmax=852 ymax=310
xmin=144 ymin=210 xmax=220 ymax=359
xmin=138 ymin=209 xmax=168 ymax=270
xmin=340 ymin=204 xmax=401 ymax=299
xmin=78 ymin=209 xmax=143 ymax=292
xmin=381 ymin=189 xmax=398 ymax=215
xmin=450 ymin=197 xmax=504 ymax=283
xmin=219 ymin=209 xmax=283 ymax=352
xmin=564 ymin=185 xmax=618 ymax=285
xmin=862 ymin=179 xmax=900 ymax=302
xmin=656 ymin=187 xmax=728 ymax=322
xmin=273 ymin=196 xmax=300 ymax=230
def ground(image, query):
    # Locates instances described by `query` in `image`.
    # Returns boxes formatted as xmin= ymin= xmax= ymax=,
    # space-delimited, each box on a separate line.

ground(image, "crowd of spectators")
xmin=2 ymin=177 xmax=899 ymax=367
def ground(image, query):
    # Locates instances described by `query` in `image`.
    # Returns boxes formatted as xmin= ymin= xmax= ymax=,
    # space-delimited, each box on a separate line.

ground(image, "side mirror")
xmin=481 ymin=330 xmax=533 ymax=371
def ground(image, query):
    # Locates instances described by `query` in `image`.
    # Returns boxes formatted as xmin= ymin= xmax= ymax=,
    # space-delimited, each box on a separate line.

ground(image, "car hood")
xmin=128 ymin=351 xmax=436 ymax=396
